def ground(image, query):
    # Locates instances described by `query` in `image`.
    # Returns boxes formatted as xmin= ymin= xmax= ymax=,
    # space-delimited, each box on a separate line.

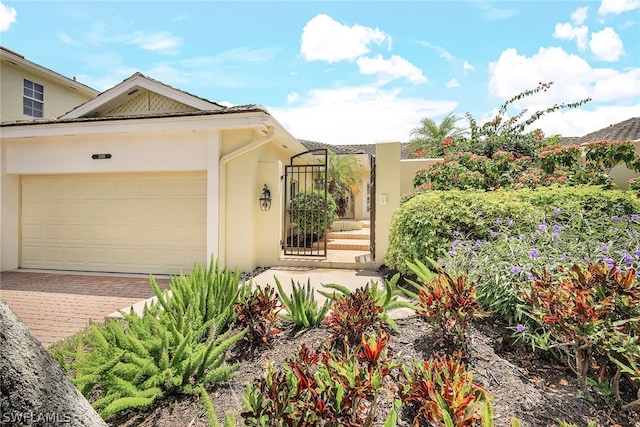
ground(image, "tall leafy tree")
xmin=408 ymin=113 xmax=467 ymax=157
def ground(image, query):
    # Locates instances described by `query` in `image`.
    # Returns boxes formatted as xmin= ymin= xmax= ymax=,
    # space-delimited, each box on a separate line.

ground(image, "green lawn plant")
xmin=67 ymin=256 xmax=248 ymax=420
xmin=275 ymin=277 xmax=329 ymax=328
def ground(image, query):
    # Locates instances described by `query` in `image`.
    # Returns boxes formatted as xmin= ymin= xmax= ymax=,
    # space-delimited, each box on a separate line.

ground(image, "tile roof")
xmin=0 ymin=104 xmax=268 ymax=127
xmin=298 ymin=139 xmax=370 ymax=155
xmin=573 ymin=117 xmax=640 ymax=145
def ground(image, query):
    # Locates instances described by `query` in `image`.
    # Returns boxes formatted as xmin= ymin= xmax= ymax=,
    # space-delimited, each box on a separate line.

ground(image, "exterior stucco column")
xmin=207 ymin=130 xmax=220 ymax=265
xmin=374 ymin=142 xmax=401 ymax=267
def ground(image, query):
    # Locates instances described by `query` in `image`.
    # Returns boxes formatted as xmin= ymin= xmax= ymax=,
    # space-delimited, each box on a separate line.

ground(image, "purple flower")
xmin=527 ymin=272 xmax=535 ymax=280
xmin=495 ymin=218 xmax=502 ymax=224
xmin=553 ymin=208 xmax=559 ymax=216
xmin=489 ymin=229 xmax=495 ymax=237
xmin=561 ymin=253 xmax=569 ymax=260
xmin=632 ymin=231 xmax=638 ymax=239
xmin=604 ymin=258 xmax=615 ymax=268
xmin=476 ymin=211 xmax=483 ymax=216
xmin=612 ymin=215 xmax=621 ymax=223
xmin=511 ymin=266 xmax=522 ymax=275
xmin=601 ymin=243 xmax=610 ymax=252
xmin=516 ymin=324 xmax=526 ymax=333
xmin=635 ymin=250 xmax=640 ymax=258
xmin=632 ymin=214 xmax=640 ymax=220
xmin=538 ymin=223 xmax=547 ymax=231
xmin=529 ymin=248 xmax=539 ymax=259
xmin=623 ymin=253 xmax=633 ymax=265
xmin=519 ymin=234 xmax=526 ymax=240
xmin=506 ymin=218 xmax=514 ymax=227
xmin=453 ymin=230 xmax=461 ymax=237
xmin=552 ymin=225 xmax=562 ymax=233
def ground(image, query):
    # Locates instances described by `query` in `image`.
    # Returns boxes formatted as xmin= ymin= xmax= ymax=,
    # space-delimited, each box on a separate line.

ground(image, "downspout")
xmin=218 ymin=125 xmax=274 ymax=267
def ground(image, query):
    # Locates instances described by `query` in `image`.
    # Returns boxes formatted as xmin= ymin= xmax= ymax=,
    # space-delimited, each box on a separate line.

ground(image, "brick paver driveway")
xmin=0 ymin=271 xmax=170 ymax=348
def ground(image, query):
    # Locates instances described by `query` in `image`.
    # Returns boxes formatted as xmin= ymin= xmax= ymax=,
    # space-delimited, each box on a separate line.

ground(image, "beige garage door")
xmin=21 ymin=172 xmax=207 ymax=274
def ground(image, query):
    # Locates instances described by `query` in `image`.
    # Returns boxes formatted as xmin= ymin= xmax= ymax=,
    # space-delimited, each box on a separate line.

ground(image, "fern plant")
xmin=275 ymin=277 xmax=329 ymax=328
xmin=69 ymin=256 xmax=247 ymax=420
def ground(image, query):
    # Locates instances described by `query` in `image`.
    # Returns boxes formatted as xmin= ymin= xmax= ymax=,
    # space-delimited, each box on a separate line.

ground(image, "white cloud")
xmin=127 ymin=31 xmax=182 ymax=55
xmin=270 ymin=85 xmax=457 ymax=145
xmin=300 ymin=14 xmax=390 ymax=63
xmin=553 ymin=23 xmax=589 ymax=50
xmin=356 ymin=54 xmax=426 ymax=84
xmin=474 ymin=1 xmax=518 ymax=19
xmin=0 ymin=1 xmax=17 ymax=32
xmin=463 ymin=60 xmax=475 ymax=71
xmin=571 ymin=6 xmax=589 ymax=24
xmin=598 ymin=0 xmax=640 ymax=15
xmin=488 ymin=46 xmax=640 ymax=105
xmin=530 ymin=104 xmax=640 ymax=137
xmin=287 ymin=92 xmax=299 ymax=104
xmin=57 ymin=32 xmax=81 ymax=46
xmin=589 ymin=27 xmax=624 ymax=61
xmin=446 ymin=78 xmax=460 ymax=88
xmin=418 ymin=41 xmax=454 ymax=61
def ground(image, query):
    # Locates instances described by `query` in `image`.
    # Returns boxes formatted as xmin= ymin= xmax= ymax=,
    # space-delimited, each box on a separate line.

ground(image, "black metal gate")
xmin=369 ymin=155 xmax=376 ymax=260
xmin=283 ymin=149 xmax=328 ymax=256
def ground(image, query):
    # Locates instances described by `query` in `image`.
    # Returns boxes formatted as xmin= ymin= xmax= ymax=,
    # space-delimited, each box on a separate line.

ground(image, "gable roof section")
xmin=1 ymin=46 xmax=99 ymax=97
xmin=60 ymin=72 xmax=225 ymax=119
xmin=573 ymin=117 xmax=640 ymax=145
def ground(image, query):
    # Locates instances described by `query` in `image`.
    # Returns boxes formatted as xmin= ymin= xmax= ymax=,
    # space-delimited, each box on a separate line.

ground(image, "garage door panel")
xmin=21 ymin=172 xmax=207 ymax=274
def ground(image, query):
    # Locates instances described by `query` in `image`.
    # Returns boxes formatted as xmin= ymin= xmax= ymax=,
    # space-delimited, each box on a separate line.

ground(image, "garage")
xmin=20 ymin=172 xmax=207 ymax=275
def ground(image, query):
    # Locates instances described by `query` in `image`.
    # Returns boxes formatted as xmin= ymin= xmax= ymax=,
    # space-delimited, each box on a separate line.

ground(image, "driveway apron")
xmin=0 ymin=271 xmax=169 ymax=348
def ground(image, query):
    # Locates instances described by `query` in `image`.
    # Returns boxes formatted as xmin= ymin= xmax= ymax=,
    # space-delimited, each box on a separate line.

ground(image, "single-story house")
xmin=1 ymin=68 xmax=321 ymax=275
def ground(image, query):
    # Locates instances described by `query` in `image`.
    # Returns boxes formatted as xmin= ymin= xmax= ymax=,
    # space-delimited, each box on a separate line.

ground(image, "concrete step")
xmin=329 ymin=239 xmax=370 ymax=250
xmin=277 ymin=252 xmax=374 ymax=270
xmin=327 ymin=229 xmax=371 ymax=240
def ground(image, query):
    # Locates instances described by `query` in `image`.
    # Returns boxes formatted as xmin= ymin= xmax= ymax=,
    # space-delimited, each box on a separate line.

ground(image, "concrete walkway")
xmin=251 ymin=267 xmax=385 ymax=304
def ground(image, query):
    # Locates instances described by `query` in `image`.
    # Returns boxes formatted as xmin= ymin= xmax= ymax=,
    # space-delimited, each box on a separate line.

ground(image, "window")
xmin=23 ymin=79 xmax=44 ymax=118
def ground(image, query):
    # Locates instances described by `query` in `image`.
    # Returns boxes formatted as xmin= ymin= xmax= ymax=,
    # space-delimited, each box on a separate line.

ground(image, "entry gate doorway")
xmin=283 ymin=149 xmax=328 ymax=257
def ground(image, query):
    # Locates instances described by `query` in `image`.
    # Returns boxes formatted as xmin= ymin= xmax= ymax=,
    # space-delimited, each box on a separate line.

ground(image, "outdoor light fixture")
xmin=259 ymin=184 xmax=272 ymax=211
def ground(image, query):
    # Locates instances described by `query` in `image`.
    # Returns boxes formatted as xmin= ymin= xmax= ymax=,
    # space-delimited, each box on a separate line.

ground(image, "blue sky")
xmin=1 ymin=1 xmax=639 ymax=145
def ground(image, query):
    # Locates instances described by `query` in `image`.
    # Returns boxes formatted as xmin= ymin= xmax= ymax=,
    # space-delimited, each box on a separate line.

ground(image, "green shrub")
xmin=290 ymin=189 xmax=338 ymax=238
xmin=386 ymin=189 xmax=538 ymax=275
xmin=68 ymin=256 xmax=248 ymax=419
xmin=385 ymin=186 xmax=640 ymax=276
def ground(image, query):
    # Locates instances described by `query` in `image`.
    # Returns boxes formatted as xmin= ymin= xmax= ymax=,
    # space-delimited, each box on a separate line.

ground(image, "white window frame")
xmin=23 ymin=79 xmax=44 ymax=118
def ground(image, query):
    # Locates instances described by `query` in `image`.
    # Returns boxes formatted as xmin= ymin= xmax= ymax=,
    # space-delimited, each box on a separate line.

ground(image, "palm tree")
xmin=326 ymin=151 xmax=366 ymax=196
xmin=408 ymin=113 xmax=467 ymax=157
xmin=325 ymin=151 xmax=366 ymax=217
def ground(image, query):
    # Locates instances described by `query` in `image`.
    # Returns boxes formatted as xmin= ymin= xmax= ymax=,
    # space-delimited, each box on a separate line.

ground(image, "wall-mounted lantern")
xmin=259 ymin=184 xmax=272 ymax=211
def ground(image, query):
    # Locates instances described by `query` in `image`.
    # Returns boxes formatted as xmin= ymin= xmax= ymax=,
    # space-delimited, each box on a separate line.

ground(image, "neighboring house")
xmin=573 ymin=117 xmax=640 ymax=189
xmin=0 ymin=46 xmax=99 ymax=121
xmin=1 ymin=67 xmax=312 ymax=275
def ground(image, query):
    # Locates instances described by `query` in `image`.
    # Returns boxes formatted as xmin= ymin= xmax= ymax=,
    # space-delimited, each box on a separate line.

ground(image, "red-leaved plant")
xmin=398 ymin=351 xmax=492 ymax=426
xmin=520 ymin=261 xmax=640 ymax=399
xmin=404 ymin=259 xmax=491 ymax=349
xmin=234 ymin=285 xmax=282 ymax=357
xmin=242 ymin=330 xmax=398 ymax=426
